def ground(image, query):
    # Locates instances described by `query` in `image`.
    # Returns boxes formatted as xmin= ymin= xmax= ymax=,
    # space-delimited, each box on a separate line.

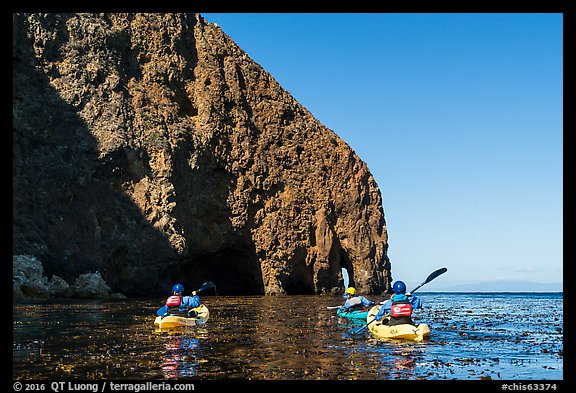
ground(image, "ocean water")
xmin=13 ymin=292 xmax=563 ymax=381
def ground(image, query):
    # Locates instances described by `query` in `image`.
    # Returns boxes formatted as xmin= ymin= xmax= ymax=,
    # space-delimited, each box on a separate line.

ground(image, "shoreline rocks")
xmin=13 ymin=255 xmax=125 ymax=300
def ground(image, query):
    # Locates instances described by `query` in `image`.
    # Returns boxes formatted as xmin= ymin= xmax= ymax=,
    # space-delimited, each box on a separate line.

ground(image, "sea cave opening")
xmin=174 ymin=247 xmax=265 ymax=295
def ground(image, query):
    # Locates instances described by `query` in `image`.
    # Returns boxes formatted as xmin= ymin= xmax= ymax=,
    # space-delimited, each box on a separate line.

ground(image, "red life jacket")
xmin=390 ymin=302 xmax=413 ymax=317
xmin=388 ymin=294 xmax=416 ymax=326
xmin=166 ymin=295 xmax=181 ymax=307
xmin=390 ymin=293 xmax=413 ymax=317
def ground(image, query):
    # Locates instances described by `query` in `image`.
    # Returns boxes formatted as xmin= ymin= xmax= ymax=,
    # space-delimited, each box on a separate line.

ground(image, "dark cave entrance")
xmin=174 ymin=247 xmax=265 ymax=295
xmin=282 ymin=247 xmax=316 ymax=295
xmin=282 ymin=272 xmax=316 ymax=295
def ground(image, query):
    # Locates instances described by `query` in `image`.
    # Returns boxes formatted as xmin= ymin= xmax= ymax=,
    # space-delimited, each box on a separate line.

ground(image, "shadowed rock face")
xmin=13 ymin=13 xmax=392 ymax=296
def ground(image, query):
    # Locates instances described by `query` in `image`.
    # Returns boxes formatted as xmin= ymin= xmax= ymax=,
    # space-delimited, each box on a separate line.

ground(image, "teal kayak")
xmin=336 ymin=307 xmax=370 ymax=320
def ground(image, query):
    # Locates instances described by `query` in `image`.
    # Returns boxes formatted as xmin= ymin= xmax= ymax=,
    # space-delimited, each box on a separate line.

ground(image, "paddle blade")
xmin=342 ymin=268 xmax=350 ymax=289
xmin=197 ymin=281 xmax=216 ymax=293
xmin=410 ymin=267 xmax=448 ymax=293
xmin=423 ymin=267 xmax=447 ymax=285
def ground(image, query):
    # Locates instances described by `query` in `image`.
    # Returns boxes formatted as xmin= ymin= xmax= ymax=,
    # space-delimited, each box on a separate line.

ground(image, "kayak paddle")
xmin=350 ymin=267 xmax=447 ymax=335
xmin=196 ymin=281 xmax=217 ymax=294
xmin=408 ymin=267 xmax=447 ymax=294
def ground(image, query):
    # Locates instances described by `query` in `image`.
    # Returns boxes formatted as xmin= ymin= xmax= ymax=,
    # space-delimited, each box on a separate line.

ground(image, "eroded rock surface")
xmin=13 ymin=13 xmax=392 ymax=296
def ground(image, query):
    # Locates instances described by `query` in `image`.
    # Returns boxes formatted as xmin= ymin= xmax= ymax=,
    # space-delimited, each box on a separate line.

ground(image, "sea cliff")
xmin=13 ymin=13 xmax=391 ymax=296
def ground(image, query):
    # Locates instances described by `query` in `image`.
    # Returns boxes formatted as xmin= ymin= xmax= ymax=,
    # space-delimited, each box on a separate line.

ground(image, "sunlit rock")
xmin=13 ymin=13 xmax=392 ymax=296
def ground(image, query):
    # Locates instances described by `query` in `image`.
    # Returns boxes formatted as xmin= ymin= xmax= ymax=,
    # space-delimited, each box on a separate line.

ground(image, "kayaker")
xmin=339 ymin=287 xmax=375 ymax=312
xmin=374 ymin=280 xmax=423 ymax=326
xmin=157 ymin=284 xmax=202 ymax=317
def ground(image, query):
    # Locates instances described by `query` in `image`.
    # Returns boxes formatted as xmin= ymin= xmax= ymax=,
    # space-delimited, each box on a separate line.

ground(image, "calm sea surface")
xmin=13 ymin=292 xmax=563 ymax=381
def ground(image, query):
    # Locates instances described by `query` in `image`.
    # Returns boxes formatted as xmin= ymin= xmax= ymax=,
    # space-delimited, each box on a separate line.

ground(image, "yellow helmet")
xmin=345 ymin=287 xmax=356 ymax=295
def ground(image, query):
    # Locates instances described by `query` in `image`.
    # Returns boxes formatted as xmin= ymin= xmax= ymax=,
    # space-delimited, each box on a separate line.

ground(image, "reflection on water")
xmin=390 ymin=346 xmax=418 ymax=380
xmin=161 ymin=335 xmax=200 ymax=378
xmin=13 ymin=293 xmax=563 ymax=380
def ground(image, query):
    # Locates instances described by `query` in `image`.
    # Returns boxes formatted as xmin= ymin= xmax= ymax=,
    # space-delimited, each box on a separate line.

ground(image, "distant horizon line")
xmin=410 ymin=279 xmax=562 ymax=291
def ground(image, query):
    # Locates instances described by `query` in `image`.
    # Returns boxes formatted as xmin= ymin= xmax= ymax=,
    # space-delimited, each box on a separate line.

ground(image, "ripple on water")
xmin=13 ymin=293 xmax=563 ymax=380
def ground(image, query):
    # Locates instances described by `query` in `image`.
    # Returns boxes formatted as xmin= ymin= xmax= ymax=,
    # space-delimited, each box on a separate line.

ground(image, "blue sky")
xmin=202 ymin=13 xmax=563 ymax=292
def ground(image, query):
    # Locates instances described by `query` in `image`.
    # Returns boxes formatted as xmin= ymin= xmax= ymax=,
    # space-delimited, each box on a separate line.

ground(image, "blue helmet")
xmin=393 ymin=281 xmax=406 ymax=294
xmin=172 ymin=284 xmax=184 ymax=293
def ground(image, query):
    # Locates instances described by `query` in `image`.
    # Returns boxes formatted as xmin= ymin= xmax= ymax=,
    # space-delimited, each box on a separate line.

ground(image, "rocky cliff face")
xmin=13 ymin=13 xmax=392 ymax=296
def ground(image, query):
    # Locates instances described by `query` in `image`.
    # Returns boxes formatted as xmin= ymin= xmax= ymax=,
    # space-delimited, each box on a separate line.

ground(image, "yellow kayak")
xmin=154 ymin=305 xmax=209 ymax=330
xmin=367 ymin=305 xmax=430 ymax=342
